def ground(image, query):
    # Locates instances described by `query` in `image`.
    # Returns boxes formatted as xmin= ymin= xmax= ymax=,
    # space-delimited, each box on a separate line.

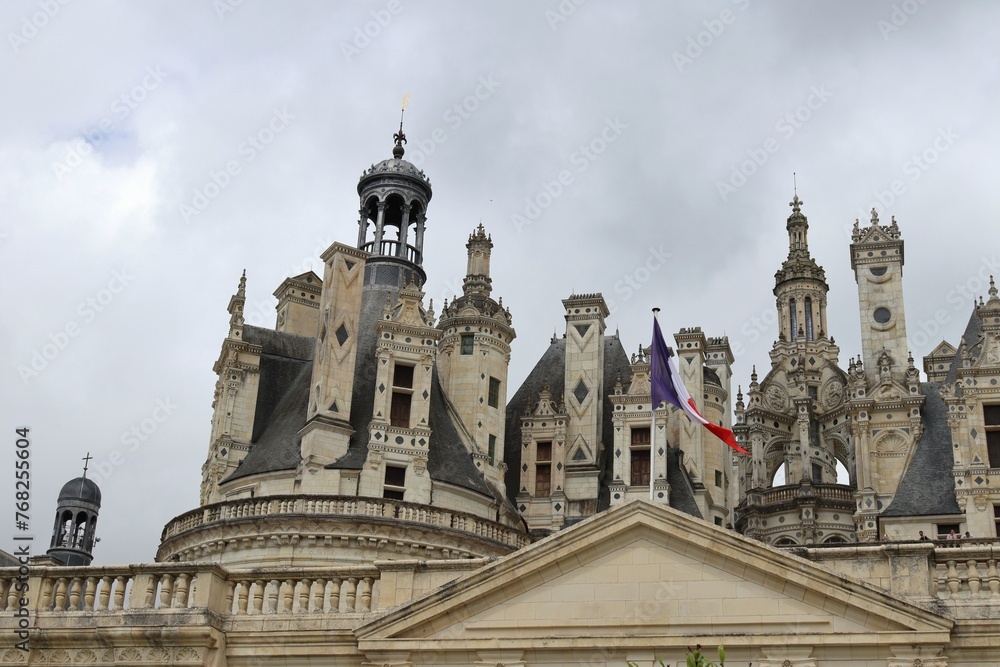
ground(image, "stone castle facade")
xmin=3 ymin=131 xmax=1000 ymax=666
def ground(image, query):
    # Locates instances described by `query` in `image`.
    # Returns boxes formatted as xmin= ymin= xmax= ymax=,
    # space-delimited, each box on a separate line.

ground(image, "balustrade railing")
xmin=934 ymin=546 xmax=1000 ymax=601
xmin=360 ymin=239 xmax=421 ymax=264
xmin=742 ymin=483 xmax=856 ymax=508
xmin=161 ymin=495 xmax=529 ymax=549
xmin=0 ymin=563 xmax=381 ymax=617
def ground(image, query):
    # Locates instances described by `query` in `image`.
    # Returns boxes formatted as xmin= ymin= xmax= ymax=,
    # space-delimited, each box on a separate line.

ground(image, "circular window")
xmin=873 ymin=307 xmax=891 ymax=324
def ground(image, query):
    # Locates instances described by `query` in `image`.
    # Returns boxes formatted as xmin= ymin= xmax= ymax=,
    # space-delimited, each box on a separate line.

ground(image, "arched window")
xmin=804 ymin=297 xmax=814 ymax=340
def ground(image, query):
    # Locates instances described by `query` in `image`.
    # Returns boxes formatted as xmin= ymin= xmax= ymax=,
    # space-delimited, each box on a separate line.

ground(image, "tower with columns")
xmin=734 ymin=195 xmax=856 ymax=545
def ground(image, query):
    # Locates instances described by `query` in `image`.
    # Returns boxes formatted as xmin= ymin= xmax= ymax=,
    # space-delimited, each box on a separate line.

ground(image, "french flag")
xmin=650 ymin=316 xmax=748 ymax=455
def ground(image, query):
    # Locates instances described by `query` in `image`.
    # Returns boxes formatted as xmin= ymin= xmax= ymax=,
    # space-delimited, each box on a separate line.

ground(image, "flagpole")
xmin=651 ymin=308 xmax=660 ymax=501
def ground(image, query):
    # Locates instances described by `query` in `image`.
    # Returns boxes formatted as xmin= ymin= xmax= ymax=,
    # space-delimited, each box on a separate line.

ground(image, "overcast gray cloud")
xmin=2 ymin=0 xmax=998 ymax=564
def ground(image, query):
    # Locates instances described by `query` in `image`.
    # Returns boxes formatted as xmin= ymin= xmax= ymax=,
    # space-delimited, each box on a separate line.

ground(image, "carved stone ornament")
xmin=822 ymin=378 xmax=845 ymax=409
xmin=766 ymin=384 xmax=789 ymax=411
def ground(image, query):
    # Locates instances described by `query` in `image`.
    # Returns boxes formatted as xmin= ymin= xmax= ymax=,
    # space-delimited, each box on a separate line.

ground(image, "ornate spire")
xmin=228 ymin=270 xmax=246 ymax=337
xmin=978 ymin=274 xmax=1000 ymax=314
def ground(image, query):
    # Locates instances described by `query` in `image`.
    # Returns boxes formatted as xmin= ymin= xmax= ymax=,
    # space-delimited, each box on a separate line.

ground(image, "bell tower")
xmin=48 ymin=455 xmax=102 ymax=566
xmin=850 ymin=209 xmax=909 ymax=386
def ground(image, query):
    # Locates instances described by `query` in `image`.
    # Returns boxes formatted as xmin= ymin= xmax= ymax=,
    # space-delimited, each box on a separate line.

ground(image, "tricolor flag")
xmin=650 ymin=316 xmax=748 ymax=455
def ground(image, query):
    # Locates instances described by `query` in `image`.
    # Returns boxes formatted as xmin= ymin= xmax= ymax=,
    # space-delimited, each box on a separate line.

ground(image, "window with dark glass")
xmin=804 ymin=297 xmax=814 ymax=340
xmin=460 ymin=334 xmax=474 ymax=355
xmin=630 ymin=449 xmax=650 ymax=486
xmin=488 ymin=377 xmax=500 ymax=408
xmin=390 ymin=363 xmax=414 ymax=428
xmin=630 ymin=427 xmax=651 ymax=486
xmin=985 ymin=405 xmax=1000 ymax=467
xmin=936 ymin=523 xmax=960 ymax=540
xmin=383 ymin=465 xmax=406 ymax=500
xmin=535 ymin=440 xmax=552 ymax=495
xmin=789 ymin=298 xmax=798 ymax=339
xmin=811 ymin=462 xmax=822 ymax=482
xmin=536 ymin=441 xmax=551 ymax=462
xmin=715 ymin=470 xmax=723 ymax=487
xmin=535 ymin=464 xmax=551 ymax=496
xmin=488 ymin=434 xmax=496 ymax=465
xmin=809 ymin=419 xmax=820 ymax=446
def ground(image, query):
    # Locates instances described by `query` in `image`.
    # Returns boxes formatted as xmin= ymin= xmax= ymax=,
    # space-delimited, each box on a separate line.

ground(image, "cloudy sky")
xmin=2 ymin=1 xmax=998 ymax=565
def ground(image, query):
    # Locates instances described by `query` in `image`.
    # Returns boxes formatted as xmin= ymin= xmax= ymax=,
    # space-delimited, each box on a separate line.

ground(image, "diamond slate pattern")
xmin=573 ymin=379 xmax=589 ymax=404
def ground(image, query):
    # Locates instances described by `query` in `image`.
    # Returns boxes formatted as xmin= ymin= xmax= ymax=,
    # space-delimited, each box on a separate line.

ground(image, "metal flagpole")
xmin=651 ymin=308 xmax=660 ymax=501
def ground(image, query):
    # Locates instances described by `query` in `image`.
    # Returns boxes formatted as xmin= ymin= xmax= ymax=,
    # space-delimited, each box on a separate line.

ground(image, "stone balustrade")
xmin=795 ymin=539 xmax=1000 ymax=618
xmin=742 ymin=482 xmax=857 ymax=509
xmin=0 ymin=562 xmax=385 ymax=617
xmin=932 ymin=544 xmax=1000 ymax=601
xmin=161 ymin=495 xmax=529 ymax=549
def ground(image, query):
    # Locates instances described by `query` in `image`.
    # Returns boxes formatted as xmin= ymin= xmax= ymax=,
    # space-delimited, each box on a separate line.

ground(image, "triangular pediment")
xmin=357 ymin=501 xmax=951 ymax=662
xmin=927 ymin=340 xmax=957 ymax=358
xmin=290 ymin=270 xmax=322 ymax=284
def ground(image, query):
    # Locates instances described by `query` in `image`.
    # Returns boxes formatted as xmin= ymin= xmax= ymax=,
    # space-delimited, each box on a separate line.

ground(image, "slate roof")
xmin=883 ymin=307 xmax=986 ymax=518
xmin=503 ymin=333 xmax=704 ymax=519
xmin=225 ymin=326 xmax=314 ymax=482
xmin=880 ymin=381 xmax=961 ymax=517
xmin=945 ymin=308 xmax=984 ymax=386
xmin=226 ymin=276 xmax=495 ymax=499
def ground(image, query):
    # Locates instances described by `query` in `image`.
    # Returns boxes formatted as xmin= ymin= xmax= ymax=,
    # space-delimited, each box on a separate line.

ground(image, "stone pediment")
xmin=927 ymin=340 xmax=957 ymax=358
xmin=356 ymin=500 xmax=951 ymax=665
xmin=290 ymin=270 xmax=322 ymax=283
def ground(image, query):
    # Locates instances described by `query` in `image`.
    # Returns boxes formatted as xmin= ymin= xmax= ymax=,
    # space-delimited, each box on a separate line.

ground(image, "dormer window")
xmin=986 ymin=405 xmax=1000 ymax=467
xmin=383 ymin=465 xmax=406 ymax=500
xmin=390 ymin=363 xmax=414 ymax=428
